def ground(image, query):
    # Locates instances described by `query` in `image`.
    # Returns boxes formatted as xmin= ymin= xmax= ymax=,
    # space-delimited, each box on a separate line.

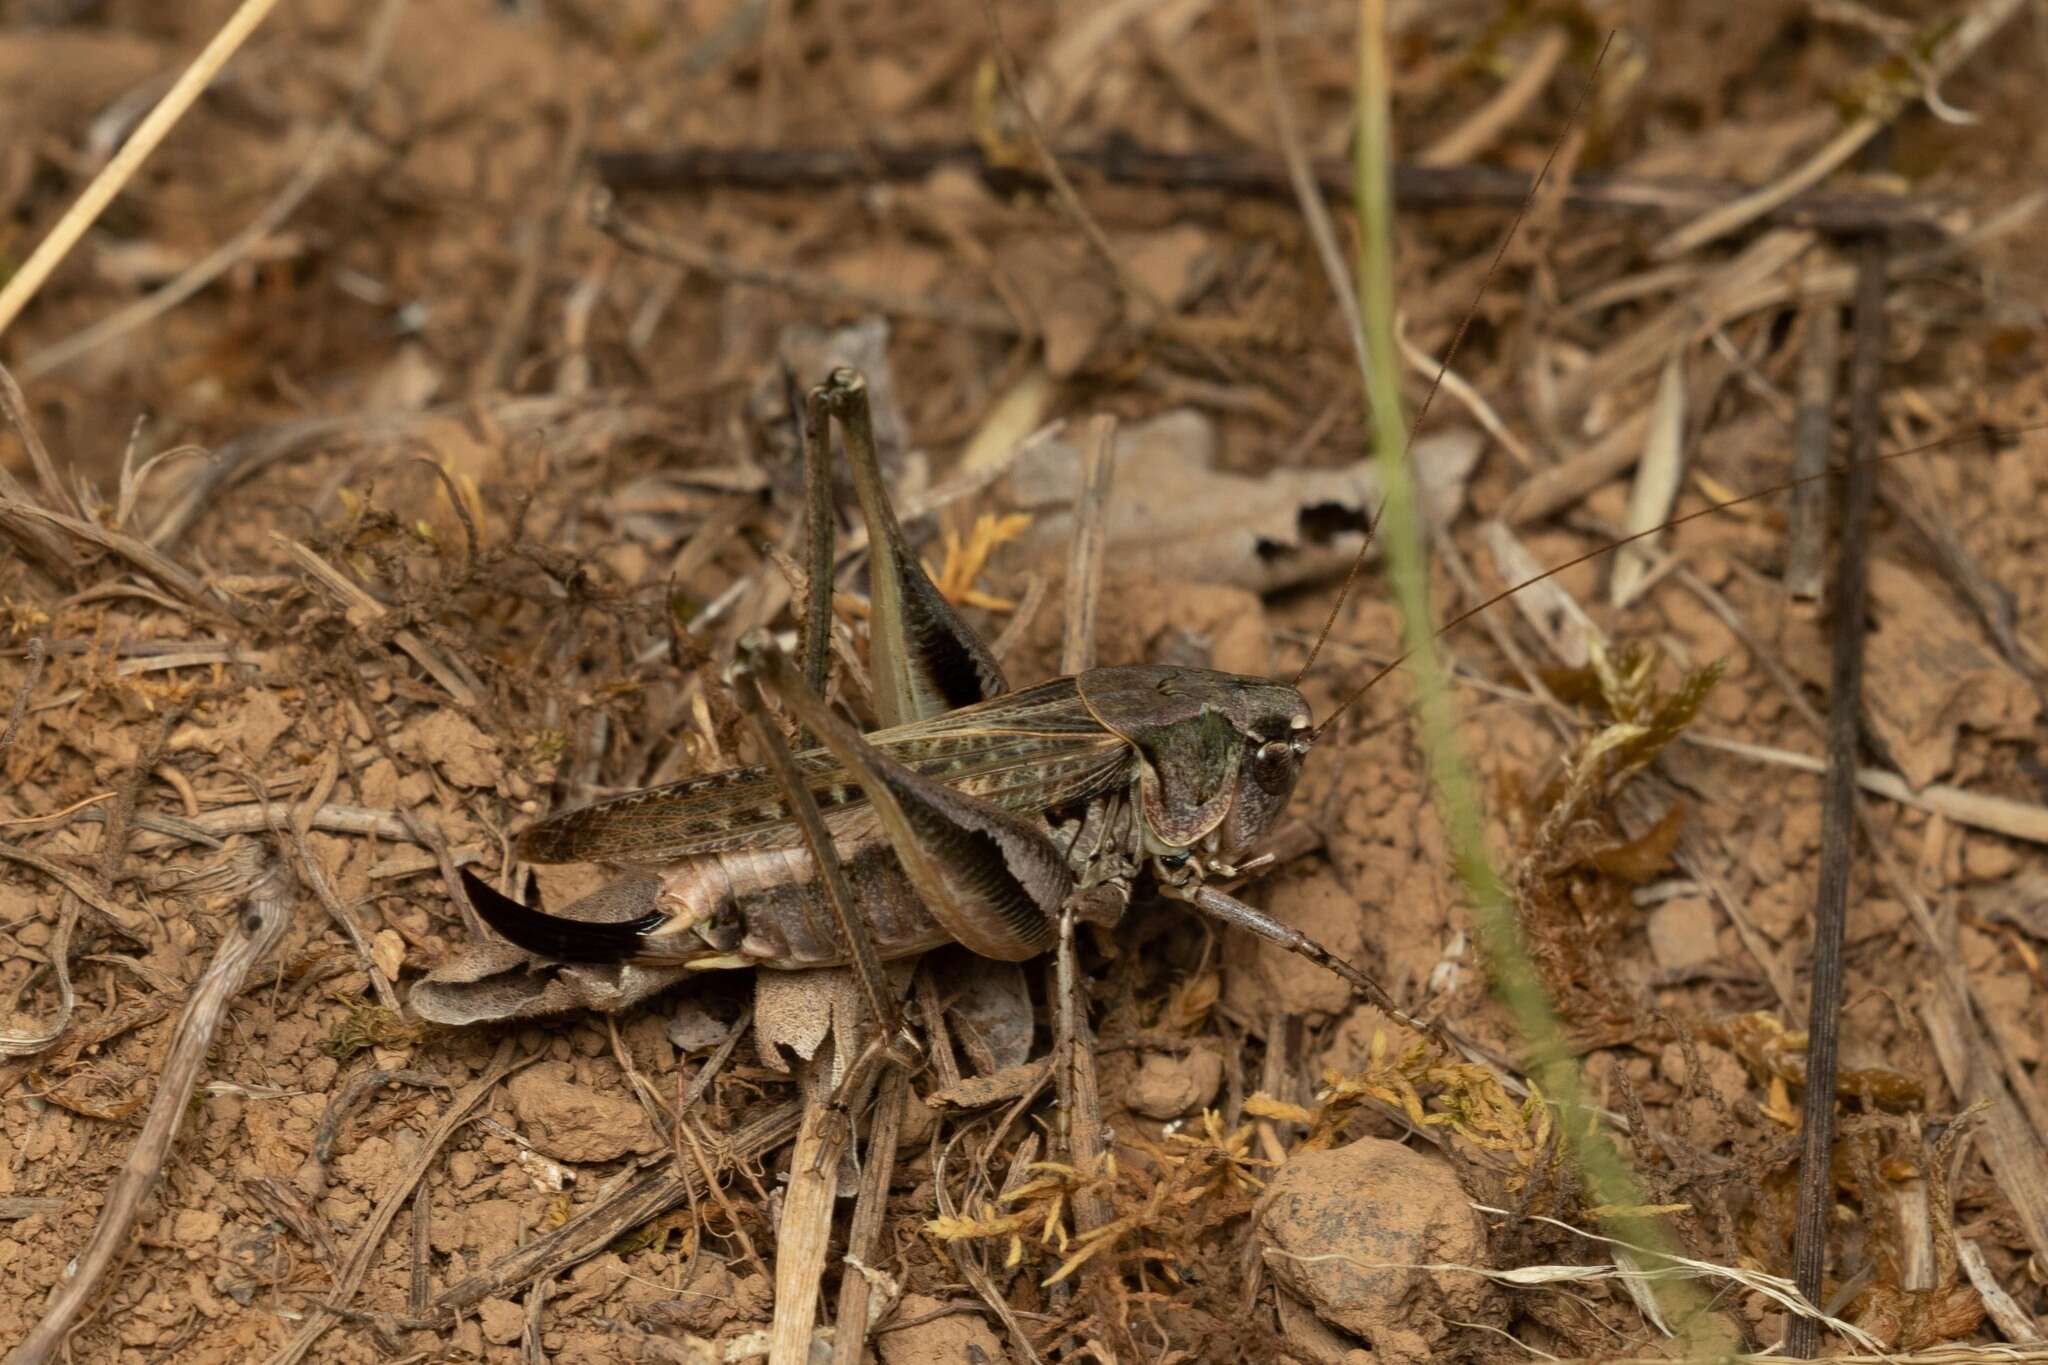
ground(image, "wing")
xmin=517 ymin=677 xmax=1133 ymax=864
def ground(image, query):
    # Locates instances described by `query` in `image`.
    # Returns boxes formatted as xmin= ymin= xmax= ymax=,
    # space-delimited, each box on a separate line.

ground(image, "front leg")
xmin=1157 ymin=879 xmax=1426 ymax=1032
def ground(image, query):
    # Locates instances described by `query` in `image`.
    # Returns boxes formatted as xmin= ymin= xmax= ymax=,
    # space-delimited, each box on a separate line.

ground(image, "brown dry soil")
xmin=2 ymin=1 xmax=2047 ymax=1362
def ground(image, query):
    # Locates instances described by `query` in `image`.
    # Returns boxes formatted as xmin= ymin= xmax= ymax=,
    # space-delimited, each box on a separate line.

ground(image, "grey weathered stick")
xmin=8 ymin=857 xmax=294 ymax=1365
xmin=1060 ymin=416 xmax=1118 ymax=676
xmin=1785 ymin=232 xmax=1886 ymax=1359
xmin=1052 ymin=906 xmax=1113 ymax=1236
xmin=830 ymin=1065 xmax=909 ymax=1365
xmin=1786 ymin=304 xmax=1841 ymax=600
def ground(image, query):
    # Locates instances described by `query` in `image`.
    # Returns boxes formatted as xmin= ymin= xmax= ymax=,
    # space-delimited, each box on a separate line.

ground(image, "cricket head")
xmin=1076 ymin=665 xmax=1313 ymax=862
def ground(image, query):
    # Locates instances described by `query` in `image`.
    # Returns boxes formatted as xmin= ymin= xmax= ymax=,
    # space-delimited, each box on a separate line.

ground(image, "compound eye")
xmin=1258 ymin=740 xmax=1291 ymax=763
xmin=1159 ymin=851 xmax=1191 ymax=870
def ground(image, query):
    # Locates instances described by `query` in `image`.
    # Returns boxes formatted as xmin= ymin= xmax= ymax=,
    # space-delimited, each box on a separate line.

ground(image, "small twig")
xmin=243 ymin=1175 xmax=342 ymax=1270
xmin=1059 ymin=415 xmax=1117 ymax=675
xmin=436 ymin=1100 xmax=801 ymax=1311
xmin=97 ymin=708 xmax=184 ymax=892
xmin=1255 ymin=0 xmax=1372 ymax=394
xmin=1879 ymin=465 xmax=2048 ymax=695
xmin=0 ymin=497 xmax=255 ymax=627
xmin=21 ymin=0 xmax=409 ymax=380
xmin=278 ymin=536 xmax=482 ymax=708
xmin=266 ymin=1041 xmax=523 ymax=1365
xmin=7 ymin=856 xmax=293 ymax=1365
xmin=0 ymin=0 xmax=286 ymax=339
xmin=1419 ymin=27 xmax=1569 ymax=167
xmin=0 ymin=839 xmax=146 ymax=939
xmin=772 ymin=1074 xmax=858 ymax=1365
xmin=128 ymin=800 xmax=423 ymax=851
xmin=314 ymin=1069 xmax=451 ymax=1168
xmin=988 ymin=570 xmax=1046 ymax=663
xmin=1786 ymin=303 xmax=1843 ymax=599
xmin=408 ymin=1187 xmax=432 ymax=1316
xmin=281 ymin=817 xmax=403 ymax=1014
xmin=400 ymin=810 xmax=486 ymax=939
xmin=1786 ymin=230 xmax=1887 ymax=1360
xmin=1957 ymin=1238 xmax=2045 ymax=1342
xmin=931 ymin=1128 xmax=1048 ymax=1365
xmin=1680 ymin=730 xmax=2048 ymax=846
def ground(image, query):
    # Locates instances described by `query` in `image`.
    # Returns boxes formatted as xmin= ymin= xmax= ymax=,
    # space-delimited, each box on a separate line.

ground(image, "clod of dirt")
xmin=1126 ymin=1046 xmax=1224 ymax=1120
xmin=168 ymin=689 xmax=292 ymax=760
xmin=478 ymin=1297 xmax=525 ymax=1346
xmin=1256 ymin=1137 xmax=1501 ymax=1364
xmin=505 ymin=1061 xmax=660 ymax=1163
xmin=395 ymin=710 xmax=503 ymax=789
xmin=1645 ymin=896 xmax=1721 ymax=974
xmin=877 ymin=1293 xmax=1008 ymax=1365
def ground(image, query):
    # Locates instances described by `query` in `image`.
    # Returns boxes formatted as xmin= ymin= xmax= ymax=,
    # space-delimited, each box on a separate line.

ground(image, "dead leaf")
xmin=1002 ymin=410 xmax=1480 ymax=595
xmin=1862 ymin=560 xmax=2041 ymax=789
xmin=370 ymin=928 xmax=405 ymax=981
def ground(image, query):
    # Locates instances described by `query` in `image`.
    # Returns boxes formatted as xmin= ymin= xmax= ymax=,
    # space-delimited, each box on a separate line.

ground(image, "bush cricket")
xmin=445 ymin=367 xmax=1410 ymax=1092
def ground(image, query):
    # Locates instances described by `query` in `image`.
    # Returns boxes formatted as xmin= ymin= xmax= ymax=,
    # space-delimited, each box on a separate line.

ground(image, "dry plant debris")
xmin=0 ymin=1 xmax=2044 ymax=1362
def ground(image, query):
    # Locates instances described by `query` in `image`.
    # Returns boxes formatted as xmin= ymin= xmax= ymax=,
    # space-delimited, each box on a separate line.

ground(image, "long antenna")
xmin=1309 ymin=423 xmax=2031 ymax=738
xmin=1291 ymin=33 xmax=1616 ymax=687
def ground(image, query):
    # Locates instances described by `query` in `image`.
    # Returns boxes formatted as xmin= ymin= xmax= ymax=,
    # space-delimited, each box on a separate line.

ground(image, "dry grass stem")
xmin=22 ymin=0 xmax=409 ymax=380
xmin=1653 ymin=0 xmax=2028 ymax=258
xmin=1419 ymin=28 xmax=1569 ymax=167
xmin=1787 ymin=303 xmax=1843 ymax=599
xmin=0 ymin=0 xmax=286 ymax=338
xmin=768 ymin=1093 xmax=844 ymax=1365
